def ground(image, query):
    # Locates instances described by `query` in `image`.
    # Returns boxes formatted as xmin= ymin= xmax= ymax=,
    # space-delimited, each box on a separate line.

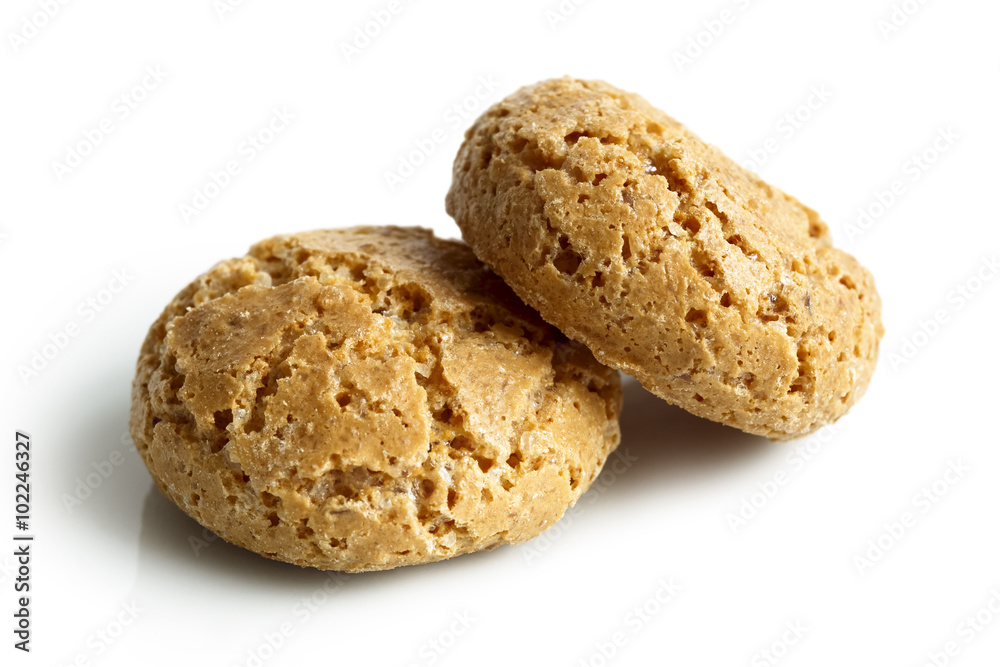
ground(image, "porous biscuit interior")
xmin=130 ymin=226 xmax=621 ymax=571
xmin=447 ymin=78 xmax=883 ymax=438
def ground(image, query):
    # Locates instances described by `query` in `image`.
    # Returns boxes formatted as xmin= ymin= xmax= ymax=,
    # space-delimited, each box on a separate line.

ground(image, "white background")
xmin=2 ymin=0 xmax=999 ymax=665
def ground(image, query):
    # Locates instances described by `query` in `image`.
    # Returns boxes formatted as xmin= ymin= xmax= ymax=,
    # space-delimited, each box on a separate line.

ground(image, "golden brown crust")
xmin=446 ymin=78 xmax=883 ymax=439
xmin=129 ymin=226 xmax=622 ymax=571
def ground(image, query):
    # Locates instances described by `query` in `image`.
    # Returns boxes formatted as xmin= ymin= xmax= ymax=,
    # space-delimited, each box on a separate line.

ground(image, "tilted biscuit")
xmin=447 ymin=78 xmax=883 ymax=439
xmin=129 ymin=226 xmax=622 ymax=571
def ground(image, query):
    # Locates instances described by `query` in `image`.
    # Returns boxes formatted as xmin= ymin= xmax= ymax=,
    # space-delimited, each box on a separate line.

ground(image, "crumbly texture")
xmin=129 ymin=226 xmax=622 ymax=572
xmin=446 ymin=78 xmax=883 ymax=439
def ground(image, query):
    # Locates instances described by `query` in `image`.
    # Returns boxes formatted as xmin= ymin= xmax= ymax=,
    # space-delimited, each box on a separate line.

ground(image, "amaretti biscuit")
xmin=129 ymin=226 xmax=622 ymax=572
xmin=446 ymin=78 xmax=883 ymax=439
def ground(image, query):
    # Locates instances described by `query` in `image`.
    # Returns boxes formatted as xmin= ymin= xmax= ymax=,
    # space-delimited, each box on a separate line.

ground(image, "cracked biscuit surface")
xmin=446 ymin=78 xmax=883 ymax=439
xmin=129 ymin=226 xmax=622 ymax=572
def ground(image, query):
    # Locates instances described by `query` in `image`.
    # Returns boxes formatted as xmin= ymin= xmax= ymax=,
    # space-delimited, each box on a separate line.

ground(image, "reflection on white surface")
xmin=105 ymin=376 xmax=772 ymax=666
